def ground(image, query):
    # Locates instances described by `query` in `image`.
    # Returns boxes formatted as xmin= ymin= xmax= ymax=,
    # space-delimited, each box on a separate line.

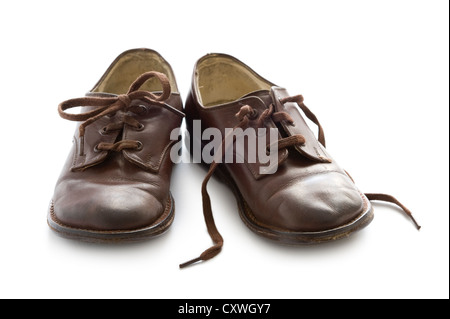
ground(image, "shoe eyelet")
xmin=135 ymin=123 xmax=145 ymax=131
xmin=137 ymin=104 xmax=149 ymax=115
xmin=135 ymin=141 xmax=143 ymax=151
xmin=100 ymin=127 xmax=109 ymax=135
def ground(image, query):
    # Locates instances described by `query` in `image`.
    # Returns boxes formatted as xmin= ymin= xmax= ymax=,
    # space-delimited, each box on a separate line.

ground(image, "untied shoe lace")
xmin=180 ymin=94 xmax=421 ymax=269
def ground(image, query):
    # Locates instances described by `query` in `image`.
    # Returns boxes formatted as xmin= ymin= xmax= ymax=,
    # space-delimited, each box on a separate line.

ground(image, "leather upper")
xmin=52 ymin=49 xmax=183 ymax=231
xmin=185 ymin=53 xmax=368 ymax=232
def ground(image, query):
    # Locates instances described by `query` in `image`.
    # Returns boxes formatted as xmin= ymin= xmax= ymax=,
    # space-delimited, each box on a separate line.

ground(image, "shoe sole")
xmin=187 ymin=130 xmax=374 ymax=245
xmin=47 ymin=193 xmax=175 ymax=243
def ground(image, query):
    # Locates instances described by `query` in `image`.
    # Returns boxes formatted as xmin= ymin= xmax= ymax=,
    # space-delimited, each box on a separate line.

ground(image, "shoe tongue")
xmin=239 ymin=90 xmax=273 ymax=107
xmin=241 ymin=87 xmax=331 ymax=163
xmin=270 ymin=86 xmax=331 ymax=163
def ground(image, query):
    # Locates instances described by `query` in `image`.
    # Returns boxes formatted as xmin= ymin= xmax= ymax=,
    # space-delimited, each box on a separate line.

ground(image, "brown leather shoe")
xmin=181 ymin=53 xmax=420 ymax=267
xmin=48 ymin=48 xmax=184 ymax=242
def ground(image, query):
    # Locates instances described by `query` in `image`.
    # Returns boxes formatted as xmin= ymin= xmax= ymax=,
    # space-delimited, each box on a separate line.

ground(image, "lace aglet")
xmin=409 ymin=214 xmax=422 ymax=231
xmin=365 ymin=193 xmax=422 ymax=231
xmin=403 ymin=206 xmax=421 ymax=230
xmin=179 ymin=257 xmax=202 ymax=269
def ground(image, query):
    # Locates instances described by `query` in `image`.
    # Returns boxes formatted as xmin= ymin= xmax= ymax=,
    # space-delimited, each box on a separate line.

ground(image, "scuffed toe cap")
xmin=262 ymin=172 xmax=365 ymax=232
xmin=53 ymin=182 xmax=164 ymax=231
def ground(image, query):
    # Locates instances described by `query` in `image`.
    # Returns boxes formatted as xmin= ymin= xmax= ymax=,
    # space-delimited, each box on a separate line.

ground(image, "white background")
xmin=0 ymin=0 xmax=448 ymax=299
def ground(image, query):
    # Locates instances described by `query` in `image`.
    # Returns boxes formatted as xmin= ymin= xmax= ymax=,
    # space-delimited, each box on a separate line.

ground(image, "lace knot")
xmin=58 ymin=71 xmax=184 ymax=156
xmin=117 ymin=94 xmax=131 ymax=109
xmin=235 ymin=105 xmax=258 ymax=121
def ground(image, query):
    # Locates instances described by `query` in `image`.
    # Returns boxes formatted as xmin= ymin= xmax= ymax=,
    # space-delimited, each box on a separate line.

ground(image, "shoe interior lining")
xmin=195 ymin=55 xmax=272 ymax=107
xmin=92 ymin=49 xmax=179 ymax=94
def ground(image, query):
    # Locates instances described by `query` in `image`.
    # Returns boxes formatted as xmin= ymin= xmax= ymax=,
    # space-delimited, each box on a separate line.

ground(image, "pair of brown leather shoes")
xmin=48 ymin=48 xmax=420 ymax=268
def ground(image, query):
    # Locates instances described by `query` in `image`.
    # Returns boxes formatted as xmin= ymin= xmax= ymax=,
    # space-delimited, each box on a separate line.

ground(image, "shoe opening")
xmin=195 ymin=53 xmax=273 ymax=107
xmin=91 ymin=48 xmax=179 ymax=95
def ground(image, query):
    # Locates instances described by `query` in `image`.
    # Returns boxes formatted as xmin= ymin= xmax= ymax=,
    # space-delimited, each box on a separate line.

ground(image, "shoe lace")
xmin=180 ymin=94 xmax=421 ymax=269
xmin=58 ymin=71 xmax=184 ymax=156
xmin=180 ymin=97 xmax=319 ymax=268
